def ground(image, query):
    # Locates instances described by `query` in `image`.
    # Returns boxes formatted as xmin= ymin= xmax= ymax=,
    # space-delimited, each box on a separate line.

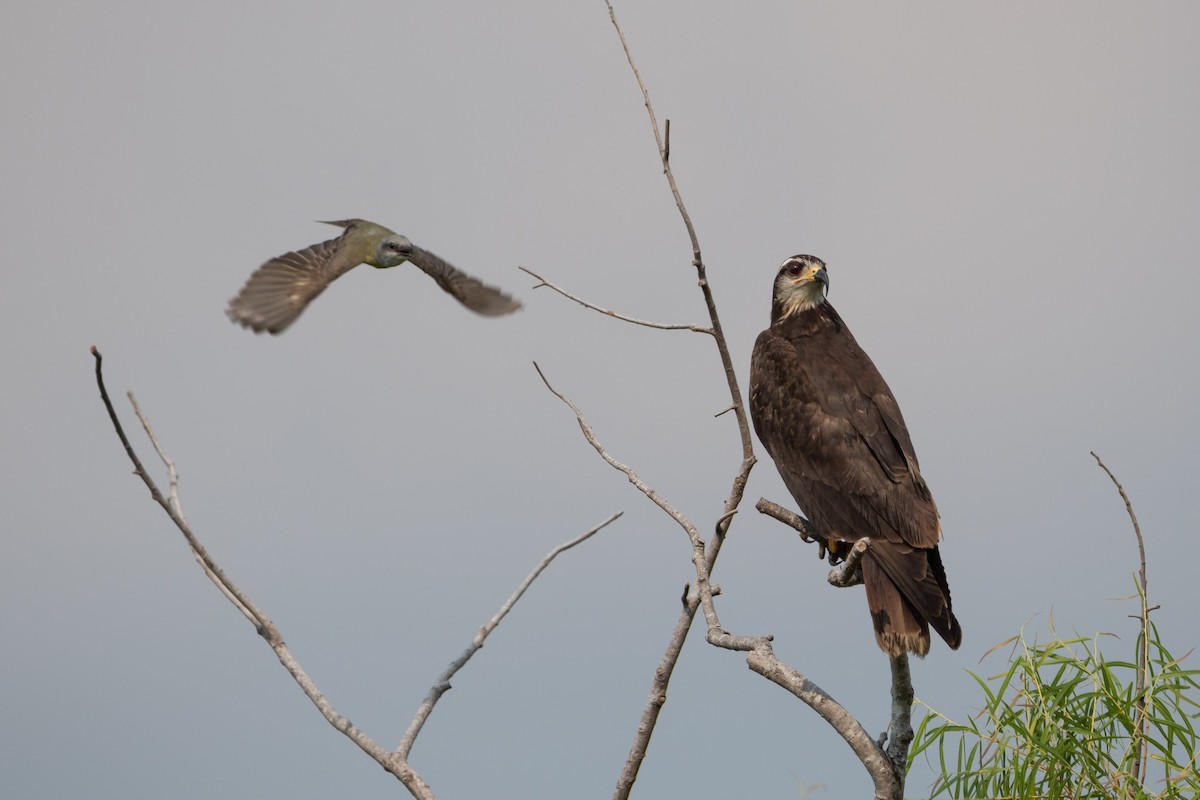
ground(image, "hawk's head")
xmin=771 ymin=255 xmax=828 ymax=322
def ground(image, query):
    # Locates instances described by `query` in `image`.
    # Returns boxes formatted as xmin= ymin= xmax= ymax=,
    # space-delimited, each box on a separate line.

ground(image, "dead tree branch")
xmin=397 ymin=511 xmax=624 ymax=759
xmin=603 ymin=0 xmax=755 ymax=468
xmin=828 ymin=539 xmax=868 ymax=589
xmin=1091 ymin=451 xmax=1151 ymax=790
xmin=520 ymin=266 xmax=712 ymax=334
xmin=93 ymin=347 xmax=435 ymax=799
xmin=758 ymin=497 xmax=869 ymax=581
xmin=576 ymin=5 xmax=761 ymax=793
xmin=514 ymin=6 xmax=907 ymax=798
xmin=746 ymin=646 xmax=903 ymax=800
xmin=755 ymin=497 xmax=818 ymax=541
xmin=583 ymin=2 xmax=901 ymax=797
xmin=613 ymin=584 xmax=701 ymax=799
xmin=128 ymin=391 xmax=259 ymax=620
xmin=532 ymin=361 xmax=759 ymax=654
xmin=757 ymin=498 xmax=913 ymax=792
xmin=93 ymin=347 xmax=617 ymax=800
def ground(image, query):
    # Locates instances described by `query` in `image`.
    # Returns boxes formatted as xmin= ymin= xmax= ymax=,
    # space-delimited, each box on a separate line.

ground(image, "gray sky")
xmin=3 ymin=2 xmax=1198 ymax=797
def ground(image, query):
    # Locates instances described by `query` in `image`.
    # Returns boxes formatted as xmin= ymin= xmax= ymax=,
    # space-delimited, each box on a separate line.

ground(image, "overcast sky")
xmin=4 ymin=2 xmax=1198 ymax=798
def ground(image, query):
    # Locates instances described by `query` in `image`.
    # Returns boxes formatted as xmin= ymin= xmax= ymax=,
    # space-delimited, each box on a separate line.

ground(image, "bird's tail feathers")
xmin=862 ymin=542 xmax=961 ymax=656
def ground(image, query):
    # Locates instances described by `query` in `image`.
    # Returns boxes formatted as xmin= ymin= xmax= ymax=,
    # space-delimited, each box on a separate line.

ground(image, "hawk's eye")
xmin=786 ymin=262 xmax=804 ymax=277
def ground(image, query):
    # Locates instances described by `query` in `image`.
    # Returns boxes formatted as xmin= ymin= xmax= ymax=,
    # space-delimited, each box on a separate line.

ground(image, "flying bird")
xmin=226 ymin=219 xmax=522 ymax=334
xmin=749 ymin=255 xmax=961 ymax=657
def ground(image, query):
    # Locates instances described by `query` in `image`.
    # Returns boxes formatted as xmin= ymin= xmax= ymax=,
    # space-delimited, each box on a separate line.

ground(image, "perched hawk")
xmin=749 ymin=255 xmax=961 ymax=657
xmin=227 ymin=219 xmax=522 ymax=334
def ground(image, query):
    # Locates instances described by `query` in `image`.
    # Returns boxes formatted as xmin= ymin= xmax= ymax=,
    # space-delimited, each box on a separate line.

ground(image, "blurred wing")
xmin=226 ymin=235 xmax=359 ymax=334
xmin=408 ymin=245 xmax=522 ymax=316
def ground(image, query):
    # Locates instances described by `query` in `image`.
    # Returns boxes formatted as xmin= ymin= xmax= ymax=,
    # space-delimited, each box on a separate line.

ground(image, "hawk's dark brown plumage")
xmin=749 ymin=255 xmax=961 ymax=656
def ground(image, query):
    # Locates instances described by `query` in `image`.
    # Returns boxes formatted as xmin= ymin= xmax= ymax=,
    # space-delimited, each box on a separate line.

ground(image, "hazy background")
xmin=3 ymin=2 xmax=1198 ymax=797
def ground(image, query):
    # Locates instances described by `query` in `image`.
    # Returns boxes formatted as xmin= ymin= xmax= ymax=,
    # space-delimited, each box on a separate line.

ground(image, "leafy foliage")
xmin=909 ymin=607 xmax=1200 ymax=799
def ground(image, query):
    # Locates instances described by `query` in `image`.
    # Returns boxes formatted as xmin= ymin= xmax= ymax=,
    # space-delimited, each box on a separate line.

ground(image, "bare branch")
xmin=612 ymin=448 xmax=753 ymax=800
xmin=753 ymin=505 xmax=911 ymax=790
xmin=533 ymin=361 xmax=698 ymax=537
xmin=1091 ymin=450 xmax=1151 ymax=790
xmin=127 ymin=391 xmax=256 ymax=621
xmin=1090 ymin=451 xmax=1147 ymax=601
xmin=756 ymin=497 xmax=818 ymax=541
xmin=398 ymin=512 xmax=624 ymax=759
xmin=591 ymin=6 xmax=797 ymax=793
xmin=614 ymin=586 xmax=699 ymax=798
xmin=757 ymin=497 xmax=869 ymax=576
xmin=747 ymin=644 xmax=902 ymax=800
xmin=828 ymin=539 xmax=868 ymax=589
xmin=92 ymin=347 xmax=269 ymax=632
xmin=90 ymin=347 xmax=436 ymax=800
xmin=532 ymin=361 xmax=762 ymax=653
xmin=884 ymin=654 xmax=914 ymax=775
xmin=604 ymin=0 xmax=756 ymax=467
xmin=130 ymin=391 xmax=183 ymax=517
xmin=605 ymin=0 xmax=696 ymax=257
xmin=520 ymin=266 xmax=712 ymax=334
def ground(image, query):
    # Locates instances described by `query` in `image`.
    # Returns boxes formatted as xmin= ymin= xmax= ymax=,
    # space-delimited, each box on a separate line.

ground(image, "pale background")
xmin=3 ymin=2 xmax=1198 ymax=798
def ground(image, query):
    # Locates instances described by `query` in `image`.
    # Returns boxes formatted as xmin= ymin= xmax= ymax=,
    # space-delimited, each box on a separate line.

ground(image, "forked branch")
xmin=397 ymin=511 xmax=623 ymax=758
xmin=532 ymin=362 xmax=760 ymax=650
xmin=604 ymin=0 xmax=755 ymax=468
xmin=534 ymin=354 xmax=907 ymax=794
xmin=93 ymin=347 xmax=618 ymax=800
xmin=572 ymin=3 xmax=910 ymax=797
xmin=91 ymin=347 xmax=436 ymax=799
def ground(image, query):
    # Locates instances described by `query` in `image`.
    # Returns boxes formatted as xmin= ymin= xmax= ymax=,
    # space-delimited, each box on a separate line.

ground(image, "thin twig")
xmin=1090 ymin=452 xmax=1147 ymax=601
xmin=91 ymin=347 xmax=436 ymax=800
xmin=128 ymin=391 xmax=254 ymax=621
xmin=533 ymin=362 xmax=697 ymax=537
xmin=130 ymin=391 xmax=183 ymax=517
xmin=605 ymin=1 xmax=696 ymax=258
xmin=397 ymin=512 xmax=623 ymax=759
xmin=1091 ymin=451 xmax=1151 ymax=792
xmin=93 ymin=348 xmax=268 ymax=632
xmin=520 ymin=266 xmax=712 ymax=334
xmin=603 ymin=0 xmax=756 ymax=468
xmin=532 ymin=362 xmax=760 ymax=651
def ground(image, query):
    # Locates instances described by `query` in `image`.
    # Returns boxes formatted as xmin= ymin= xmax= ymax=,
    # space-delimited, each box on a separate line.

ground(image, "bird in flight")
xmin=749 ymin=255 xmax=961 ymax=657
xmin=226 ymin=219 xmax=522 ymax=334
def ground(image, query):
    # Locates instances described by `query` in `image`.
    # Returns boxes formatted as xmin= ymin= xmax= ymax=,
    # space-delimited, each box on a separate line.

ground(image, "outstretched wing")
xmin=408 ymin=245 xmax=522 ymax=316
xmin=226 ymin=235 xmax=361 ymax=334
